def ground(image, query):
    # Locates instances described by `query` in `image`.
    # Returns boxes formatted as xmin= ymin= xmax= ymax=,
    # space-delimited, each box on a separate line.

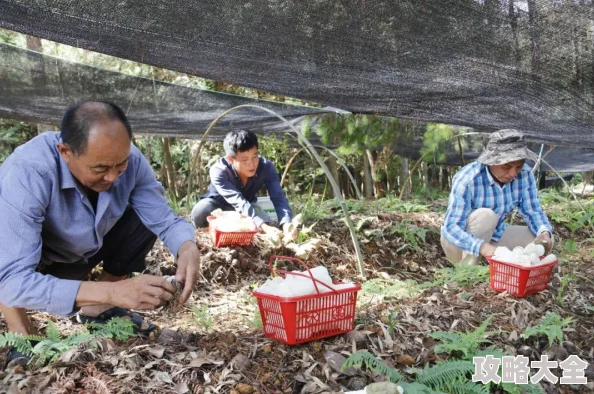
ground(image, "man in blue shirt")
xmin=441 ymin=130 xmax=553 ymax=265
xmin=191 ymin=130 xmax=296 ymax=240
xmin=0 ymin=102 xmax=200 ymax=365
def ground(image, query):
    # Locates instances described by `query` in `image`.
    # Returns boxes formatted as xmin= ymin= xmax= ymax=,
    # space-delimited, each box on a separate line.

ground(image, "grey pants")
xmin=190 ymin=198 xmax=270 ymax=228
xmin=441 ymin=208 xmax=536 ymax=265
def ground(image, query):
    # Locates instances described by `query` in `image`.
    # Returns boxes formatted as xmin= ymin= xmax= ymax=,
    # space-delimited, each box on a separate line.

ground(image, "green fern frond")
xmin=473 ymin=346 xmax=506 ymax=360
xmin=524 ymin=312 xmax=574 ymax=345
xmin=430 ymin=317 xmax=496 ymax=358
xmin=342 ymin=351 xmax=404 ymax=383
xmin=420 ymin=264 xmax=489 ymax=289
xmin=64 ymin=332 xmax=95 ymax=346
xmin=87 ymin=317 xmax=135 ymax=340
xmin=398 ymin=382 xmax=446 ymax=394
xmin=445 ymin=379 xmax=490 ymax=394
xmin=0 ymin=332 xmax=34 ymax=355
xmin=23 ymin=334 xmax=46 ymax=343
xmin=45 ymin=320 xmax=61 ymax=342
xmin=500 ymin=381 xmax=544 ymax=394
xmin=416 ymin=360 xmax=476 ymax=387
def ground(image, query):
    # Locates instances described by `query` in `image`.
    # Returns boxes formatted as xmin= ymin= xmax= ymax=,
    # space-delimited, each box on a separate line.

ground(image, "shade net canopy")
xmin=0 ymin=43 xmax=328 ymax=139
xmin=2 ymin=0 xmax=594 ymax=148
xmin=386 ymin=126 xmax=594 ymax=173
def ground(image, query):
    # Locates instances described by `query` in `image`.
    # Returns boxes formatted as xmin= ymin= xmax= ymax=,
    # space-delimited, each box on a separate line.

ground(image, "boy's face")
xmin=228 ymin=146 xmax=259 ymax=179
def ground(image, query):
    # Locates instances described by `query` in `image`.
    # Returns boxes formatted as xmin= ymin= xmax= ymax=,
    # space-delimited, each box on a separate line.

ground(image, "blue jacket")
xmin=202 ymin=156 xmax=293 ymax=227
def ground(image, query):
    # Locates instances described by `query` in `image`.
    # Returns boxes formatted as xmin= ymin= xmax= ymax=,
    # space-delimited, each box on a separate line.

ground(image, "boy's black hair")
xmin=223 ymin=130 xmax=259 ymax=157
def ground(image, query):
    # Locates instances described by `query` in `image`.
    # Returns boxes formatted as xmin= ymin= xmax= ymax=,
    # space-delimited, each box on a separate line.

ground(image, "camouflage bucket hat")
xmin=477 ymin=129 xmax=539 ymax=166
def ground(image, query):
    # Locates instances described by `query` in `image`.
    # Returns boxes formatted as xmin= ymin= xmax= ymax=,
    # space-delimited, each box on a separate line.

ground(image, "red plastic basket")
xmin=207 ymin=215 xmax=258 ymax=247
xmin=252 ymin=256 xmax=361 ymax=345
xmin=486 ymin=255 xmax=558 ymax=298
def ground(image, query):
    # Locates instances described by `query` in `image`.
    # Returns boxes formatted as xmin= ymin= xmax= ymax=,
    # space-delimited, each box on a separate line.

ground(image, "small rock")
xmin=366 ymin=382 xmax=404 ymax=394
xmin=347 ymin=376 xmax=368 ymax=390
xmin=225 ymin=254 xmax=233 ymax=264
xmin=157 ymin=328 xmax=183 ymax=343
xmin=230 ymin=249 xmax=239 ymax=259
xmin=517 ymin=345 xmax=534 ymax=359
xmin=230 ymin=354 xmax=251 ymax=372
xmin=345 ymin=330 xmax=368 ymax=346
xmin=396 ymin=354 xmax=415 ymax=367
xmin=324 ymin=350 xmax=357 ymax=376
xmin=231 ymin=259 xmax=241 ymax=268
xmin=561 ymin=341 xmax=578 ymax=355
xmin=235 ymin=383 xmax=254 ymax=394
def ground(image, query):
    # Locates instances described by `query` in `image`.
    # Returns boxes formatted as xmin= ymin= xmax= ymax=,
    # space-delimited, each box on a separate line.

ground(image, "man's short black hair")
xmin=60 ymin=101 xmax=132 ymax=156
xmin=224 ymin=130 xmax=259 ymax=157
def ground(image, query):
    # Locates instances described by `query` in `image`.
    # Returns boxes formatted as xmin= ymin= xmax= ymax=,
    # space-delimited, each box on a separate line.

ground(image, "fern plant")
xmin=342 ymin=351 xmax=405 ymax=383
xmin=524 ymin=312 xmax=574 ymax=345
xmin=420 ymin=264 xmax=490 ymax=289
xmin=430 ymin=317 xmax=497 ymax=359
xmin=342 ymin=351 xmax=485 ymax=394
xmin=0 ymin=318 xmax=136 ymax=366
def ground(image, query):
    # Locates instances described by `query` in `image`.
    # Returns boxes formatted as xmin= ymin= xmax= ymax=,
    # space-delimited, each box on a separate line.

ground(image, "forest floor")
xmin=1 ymin=196 xmax=594 ymax=394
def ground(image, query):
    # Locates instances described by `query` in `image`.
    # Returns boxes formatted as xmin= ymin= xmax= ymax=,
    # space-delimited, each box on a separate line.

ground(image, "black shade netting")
xmin=2 ymin=1 xmax=594 ymax=146
xmin=0 ymin=43 xmax=327 ymax=139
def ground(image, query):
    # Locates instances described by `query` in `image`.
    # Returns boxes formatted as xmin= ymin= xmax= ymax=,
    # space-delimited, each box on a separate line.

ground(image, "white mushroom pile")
xmin=491 ymin=242 xmax=557 ymax=267
xmin=209 ymin=209 xmax=257 ymax=232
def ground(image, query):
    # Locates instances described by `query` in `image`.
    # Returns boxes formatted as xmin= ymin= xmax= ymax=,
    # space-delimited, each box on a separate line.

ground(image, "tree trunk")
xmin=440 ymin=167 xmax=449 ymax=190
xmin=26 ymin=35 xmax=55 ymax=135
xmin=400 ymin=157 xmax=410 ymax=200
xmin=365 ymin=149 xmax=383 ymax=198
xmin=326 ymin=155 xmax=340 ymax=199
xmin=162 ymin=137 xmax=178 ymax=199
xmin=143 ymin=136 xmax=152 ymax=162
xmin=422 ymin=162 xmax=429 ymax=198
xmin=363 ymin=153 xmax=373 ymax=199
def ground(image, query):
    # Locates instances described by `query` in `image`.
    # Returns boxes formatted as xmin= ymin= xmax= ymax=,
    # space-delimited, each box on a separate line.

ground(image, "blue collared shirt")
xmin=202 ymin=156 xmax=292 ymax=227
xmin=441 ymin=161 xmax=552 ymax=256
xmin=0 ymin=132 xmax=195 ymax=316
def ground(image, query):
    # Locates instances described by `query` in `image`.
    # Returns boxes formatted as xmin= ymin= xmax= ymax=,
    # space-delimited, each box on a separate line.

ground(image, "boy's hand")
xmin=282 ymin=222 xmax=298 ymax=241
xmin=260 ymin=223 xmax=281 ymax=236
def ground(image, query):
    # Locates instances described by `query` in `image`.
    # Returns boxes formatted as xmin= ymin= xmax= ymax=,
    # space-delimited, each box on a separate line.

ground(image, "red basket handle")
xmin=268 ymin=255 xmax=339 ymax=295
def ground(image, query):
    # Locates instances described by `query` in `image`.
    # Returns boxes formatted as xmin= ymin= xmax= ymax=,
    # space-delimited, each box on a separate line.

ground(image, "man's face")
xmin=58 ymin=120 xmax=131 ymax=193
xmin=489 ymin=159 xmax=525 ymax=184
xmin=228 ymin=146 xmax=259 ymax=179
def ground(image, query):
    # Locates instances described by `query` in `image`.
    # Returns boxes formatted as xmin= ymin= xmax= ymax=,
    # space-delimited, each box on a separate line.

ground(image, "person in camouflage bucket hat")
xmin=477 ymin=129 xmax=540 ymax=166
xmin=440 ymin=129 xmax=553 ymax=265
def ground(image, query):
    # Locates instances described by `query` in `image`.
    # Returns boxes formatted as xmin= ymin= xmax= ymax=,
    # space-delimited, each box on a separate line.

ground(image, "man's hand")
xmin=479 ymin=242 xmax=497 ymax=257
xmin=107 ymin=275 xmax=177 ymax=310
xmin=175 ymin=241 xmax=201 ymax=304
xmin=535 ymin=231 xmax=552 ymax=252
xmin=282 ymin=222 xmax=298 ymax=241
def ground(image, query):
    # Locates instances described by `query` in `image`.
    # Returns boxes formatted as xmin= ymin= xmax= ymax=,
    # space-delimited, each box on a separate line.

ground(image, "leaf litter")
xmin=0 ymin=206 xmax=593 ymax=393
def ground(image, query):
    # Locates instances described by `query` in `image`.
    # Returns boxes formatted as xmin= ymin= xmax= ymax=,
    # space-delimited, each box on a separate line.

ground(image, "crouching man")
xmin=0 ymin=102 xmax=200 ymax=366
xmin=190 ymin=130 xmax=297 ymax=241
xmin=441 ymin=129 xmax=553 ymax=265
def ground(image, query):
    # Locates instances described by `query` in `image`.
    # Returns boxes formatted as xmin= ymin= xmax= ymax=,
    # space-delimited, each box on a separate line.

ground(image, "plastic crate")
xmin=252 ymin=256 xmax=361 ymax=345
xmin=486 ymin=255 xmax=558 ymax=298
xmin=207 ymin=215 xmax=258 ymax=247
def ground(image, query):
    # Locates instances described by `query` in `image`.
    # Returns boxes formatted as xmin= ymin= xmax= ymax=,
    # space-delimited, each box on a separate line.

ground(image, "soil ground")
xmin=1 ymin=201 xmax=593 ymax=394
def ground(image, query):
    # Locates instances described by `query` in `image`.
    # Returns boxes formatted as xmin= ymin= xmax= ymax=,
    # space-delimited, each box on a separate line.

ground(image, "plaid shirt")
xmin=441 ymin=161 xmax=552 ymax=256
